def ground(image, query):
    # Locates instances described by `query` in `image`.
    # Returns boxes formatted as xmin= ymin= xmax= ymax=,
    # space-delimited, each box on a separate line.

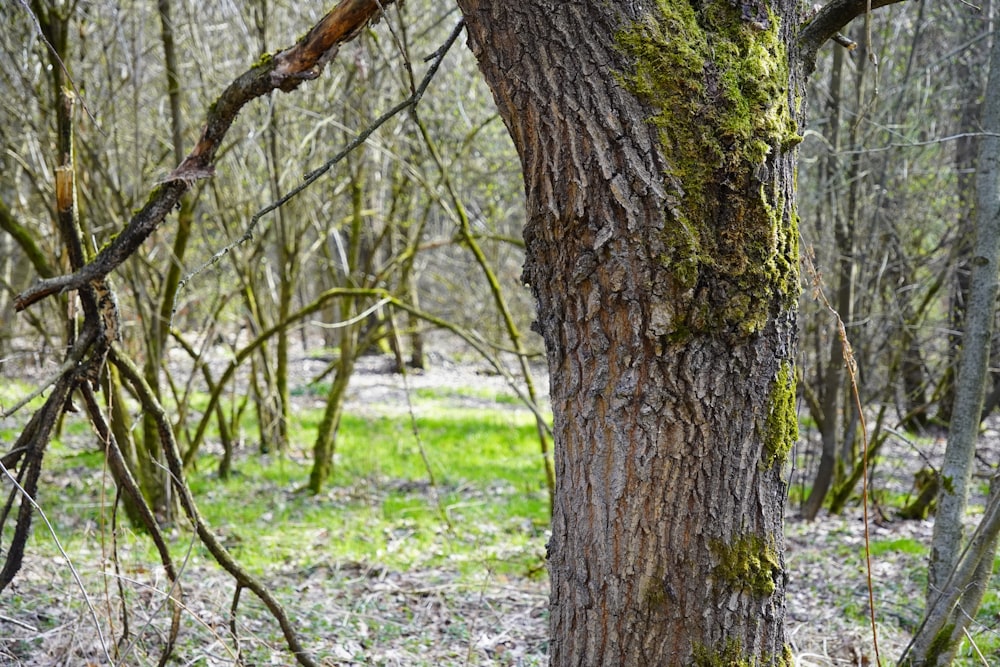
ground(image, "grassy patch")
xmin=413 ymin=385 xmax=522 ymax=406
xmin=0 ymin=378 xmax=49 ymax=440
xmin=865 ymin=537 xmax=927 ymax=559
xmin=290 ymin=380 xmax=330 ymax=397
xmin=7 ymin=387 xmax=551 ymax=665
xmin=330 ymin=410 xmax=547 ymax=487
xmin=185 ymin=406 xmax=550 ymax=577
xmin=26 ymin=397 xmax=550 ymax=583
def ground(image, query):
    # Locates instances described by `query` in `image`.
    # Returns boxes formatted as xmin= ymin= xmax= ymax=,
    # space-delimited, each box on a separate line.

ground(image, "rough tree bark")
xmin=458 ymin=1 xmax=801 ymax=663
xmin=456 ymin=0 xmax=902 ymax=664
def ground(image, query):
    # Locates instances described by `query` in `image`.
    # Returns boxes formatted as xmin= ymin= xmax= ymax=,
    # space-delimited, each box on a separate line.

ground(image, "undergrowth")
xmin=5 ymin=377 xmax=1000 ymax=665
xmin=1 ymin=380 xmax=550 ymax=665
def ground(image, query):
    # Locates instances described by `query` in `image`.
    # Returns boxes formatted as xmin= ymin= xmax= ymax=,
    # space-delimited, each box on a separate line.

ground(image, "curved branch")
xmin=798 ymin=0 xmax=910 ymax=75
xmin=78 ymin=384 xmax=182 ymax=667
xmin=109 ymin=346 xmax=320 ymax=667
xmin=173 ymin=17 xmax=465 ymax=307
xmin=13 ymin=0 xmax=395 ymax=313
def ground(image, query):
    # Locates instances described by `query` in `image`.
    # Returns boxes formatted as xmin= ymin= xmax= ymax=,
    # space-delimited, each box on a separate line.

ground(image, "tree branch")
xmin=109 ymin=346 xmax=320 ymax=667
xmin=798 ymin=0 xmax=910 ymax=75
xmin=13 ymin=0 xmax=395 ymax=313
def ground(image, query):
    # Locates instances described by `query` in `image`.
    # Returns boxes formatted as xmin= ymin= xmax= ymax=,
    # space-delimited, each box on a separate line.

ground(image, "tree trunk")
xmin=927 ymin=17 xmax=1000 ymax=599
xmin=906 ymin=17 xmax=1000 ymax=667
xmin=458 ymin=1 xmax=802 ymax=663
xmin=803 ymin=43 xmax=850 ymax=521
xmin=936 ymin=16 xmax=983 ymax=428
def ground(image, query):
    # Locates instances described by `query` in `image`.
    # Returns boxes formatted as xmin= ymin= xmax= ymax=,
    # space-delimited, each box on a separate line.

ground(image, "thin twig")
xmin=803 ymin=249 xmax=882 ymax=667
xmin=411 ymin=109 xmax=555 ymax=508
xmin=843 ymin=319 xmax=882 ymax=667
xmin=387 ymin=308 xmax=453 ymax=530
xmin=0 ymin=613 xmax=38 ymax=632
xmin=110 ymin=346 xmax=320 ymax=667
xmin=98 ymin=570 xmax=240 ymax=662
xmin=15 ymin=0 xmax=402 ymax=314
xmin=78 ymin=383 xmax=183 ymax=667
xmin=13 ymin=0 xmax=103 ymax=133
xmin=311 ymin=297 xmax=392 ymax=329
xmin=833 ymin=132 xmax=1000 ymax=155
xmin=229 ymin=584 xmax=244 ymax=663
xmin=963 ymin=625 xmax=990 ymax=666
xmin=0 ymin=334 xmax=94 ymax=420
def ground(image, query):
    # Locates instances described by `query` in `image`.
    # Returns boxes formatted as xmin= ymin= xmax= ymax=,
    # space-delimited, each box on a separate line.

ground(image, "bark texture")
xmin=458 ymin=1 xmax=802 ymax=664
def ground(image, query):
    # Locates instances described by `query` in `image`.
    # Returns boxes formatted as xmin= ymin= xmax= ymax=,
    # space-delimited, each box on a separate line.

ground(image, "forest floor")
xmin=1 ymin=351 xmax=998 ymax=666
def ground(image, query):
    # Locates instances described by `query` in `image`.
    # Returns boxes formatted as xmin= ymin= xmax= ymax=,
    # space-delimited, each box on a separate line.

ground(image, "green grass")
xmin=25 ymin=395 xmax=551 ymax=582
xmin=412 ymin=385 xmax=522 ymax=406
xmin=328 ymin=410 xmax=547 ymax=488
xmin=185 ymin=407 xmax=549 ymax=577
xmin=865 ymin=537 xmax=927 ymax=559
xmin=4 ymin=387 xmax=551 ymax=664
xmin=0 ymin=378 xmax=48 ymax=441
xmin=290 ymin=381 xmax=330 ymax=397
xmin=957 ymin=629 xmax=1000 ymax=666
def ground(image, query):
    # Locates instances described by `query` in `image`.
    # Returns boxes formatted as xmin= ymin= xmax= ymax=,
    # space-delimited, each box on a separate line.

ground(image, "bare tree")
xmin=3 ymin=0 xmax=917 ymax=664
xmin=903 ymin=16 xmax=1000 ymax=666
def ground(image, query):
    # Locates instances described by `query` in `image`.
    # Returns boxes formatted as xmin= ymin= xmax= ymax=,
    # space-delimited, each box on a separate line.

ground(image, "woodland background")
xmin=1 ymin=0 xmax=999 ymax=665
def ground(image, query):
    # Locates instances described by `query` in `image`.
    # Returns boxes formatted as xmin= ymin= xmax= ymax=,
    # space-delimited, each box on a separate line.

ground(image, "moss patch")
xmin=616 ymin=0 xmax=800 ymax=338
xmin=763 ymin=360 xmax=797 ymax=468
xmin=692 ymin=642 xmax=794 ymax=667
xmin=711 ymin=532 xmax=781 ymax=597
xmin=693 ymin=639 xmax=751 ymax=667
xmin=253 ymin=51 xmax=275 ymax=69
xmin=925 ymin=623 xmax=957 ymax=666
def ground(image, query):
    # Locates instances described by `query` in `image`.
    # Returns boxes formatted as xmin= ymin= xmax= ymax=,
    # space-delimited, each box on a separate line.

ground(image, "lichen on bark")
xmin=615 ymin=0 xmax=801 ymax=339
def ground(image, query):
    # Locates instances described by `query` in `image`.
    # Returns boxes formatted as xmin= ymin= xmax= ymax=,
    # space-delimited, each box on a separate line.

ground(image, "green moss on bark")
xmin=711 ymin=533 xmax=782 ymax=597
xmin=763 ymin=359 xmax=798 ymax=468
xmin=253 ymin=51 xmax=275 ymax=69
xmin=925 ymin=623 xmax=957 ymax=666
xmin=692 ymin=640 xmax=794 ymax=666
xmin=642 ymin=570 xmax=670 ymax=611
xmin=693 ymin=640 xmax=751 ymax=666
xmin=616 ymin=0 xmax=800 ymax=338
